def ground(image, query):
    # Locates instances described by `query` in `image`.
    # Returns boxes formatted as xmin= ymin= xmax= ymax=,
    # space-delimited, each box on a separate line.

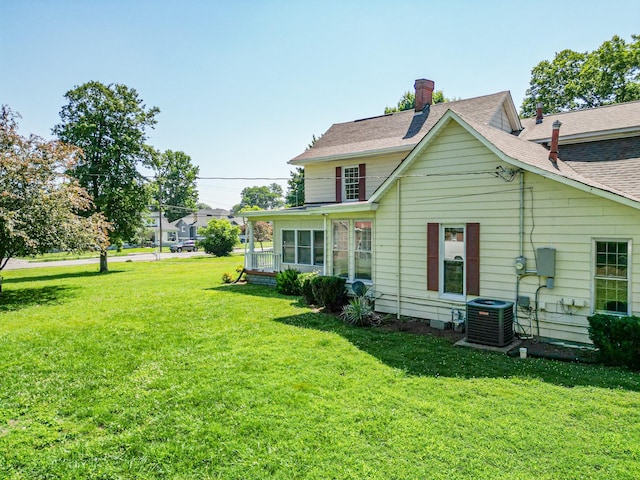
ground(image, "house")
xmin=145 ymin=211 xmax=179 ymax=246
xmin=242 ymin=78 xmax=640 ymax=345
xmin=173 ymin=209 xmax=245 ymax=241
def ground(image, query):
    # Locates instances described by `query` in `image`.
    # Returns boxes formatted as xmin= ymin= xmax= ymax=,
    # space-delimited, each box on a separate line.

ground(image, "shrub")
xmin=341 ymin=287 xmax=381 ymax=326
xmin=276 ymin=268 xmax=300 ymax=295
xmin=311 ymin=276 xmax=347 ymax=312
xmin=198 ymin=219 xmax=239 ymax=257
xmin=299 ymin=272 xmax=318 ymax=305
xmin=588 ymin=314 xmax=640 ymax=370
xmin=221 ymin=272 xmax=234 ymax=284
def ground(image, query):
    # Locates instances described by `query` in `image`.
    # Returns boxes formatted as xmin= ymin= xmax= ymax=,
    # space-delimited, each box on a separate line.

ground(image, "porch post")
xmin=247 ymin=220 xmax=255 ymax=270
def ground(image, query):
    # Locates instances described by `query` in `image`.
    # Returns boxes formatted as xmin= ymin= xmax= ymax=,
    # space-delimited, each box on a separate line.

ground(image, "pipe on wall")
xmin=396 ymin=178 xmax=401 ymax=319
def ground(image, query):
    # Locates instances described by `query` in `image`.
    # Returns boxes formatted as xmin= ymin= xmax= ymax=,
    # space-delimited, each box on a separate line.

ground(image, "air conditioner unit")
xmin=466 ymin=298 xmax=514 ymax=347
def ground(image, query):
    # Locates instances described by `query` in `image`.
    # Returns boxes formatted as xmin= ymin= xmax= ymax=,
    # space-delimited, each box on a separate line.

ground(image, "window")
xmin=332 ymin=221 xmax=349 ymax=277
xmin=443 ymin=227 xmax=465 ymax=295
xmin=427 ymin=223 xmax=479 ymax=296
xmin=343 ymin=166 xmax=360 ymax=201
xmin=281 ymin=230 xmax=324 ymax=266
xmin=167 ymin=232 xmax=177 ymax=242
xmin=594 ymin=241 xmax=629 ymax=314
xmin=332 ymin=220 xmax=372 ymax=281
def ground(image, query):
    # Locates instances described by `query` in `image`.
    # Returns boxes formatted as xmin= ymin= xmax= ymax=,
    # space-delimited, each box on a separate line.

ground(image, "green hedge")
xmin=588 ymin=314 xmax=640 ymax=370
xmin=310 ymin=276 xmax=348 ymax=312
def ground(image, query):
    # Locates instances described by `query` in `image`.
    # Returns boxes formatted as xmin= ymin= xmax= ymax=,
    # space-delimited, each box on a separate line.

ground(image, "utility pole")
xmin=158 ymin=181 xmax=163 ymax=253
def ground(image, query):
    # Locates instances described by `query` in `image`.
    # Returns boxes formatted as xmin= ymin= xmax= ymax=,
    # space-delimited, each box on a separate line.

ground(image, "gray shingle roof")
xmin=518 ymin=101 xmax=640 ymax=142
xmin=291 ymin=91 xmax=516 ymax=163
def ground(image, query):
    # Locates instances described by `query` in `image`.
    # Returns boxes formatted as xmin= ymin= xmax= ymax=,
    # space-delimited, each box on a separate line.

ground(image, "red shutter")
xmin=466 ymin=223 xmax=480 ymax=296
xmin=427 ymin=223 xmax=439 ymax=291
xmin=358 ymin=163 xmax=366 ymax=201
xmin=335 ymin=166 xmax=342 ymax=203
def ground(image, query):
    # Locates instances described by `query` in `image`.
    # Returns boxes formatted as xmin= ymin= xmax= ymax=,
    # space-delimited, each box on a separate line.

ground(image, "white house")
xmin=243 ymin=78 xmax=640 ymax=345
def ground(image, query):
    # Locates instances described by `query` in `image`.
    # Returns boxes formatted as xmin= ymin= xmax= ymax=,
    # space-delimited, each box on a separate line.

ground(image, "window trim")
xmin=592 ymin=238 xmax=631 ymax=315
xmin=281 ymin=229 xmax=324 ymax=266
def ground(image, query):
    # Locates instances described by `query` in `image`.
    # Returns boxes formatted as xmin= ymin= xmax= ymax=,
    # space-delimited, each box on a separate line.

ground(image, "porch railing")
xmin=246 ymin=252 xmax=281 ymax=272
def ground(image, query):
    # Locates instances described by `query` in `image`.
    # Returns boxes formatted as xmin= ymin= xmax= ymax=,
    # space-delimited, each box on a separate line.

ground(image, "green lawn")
xmin=1 ymin=257 xmax=639 ymax=479
xmin=21 ymin=247 xmax=157 ymax=262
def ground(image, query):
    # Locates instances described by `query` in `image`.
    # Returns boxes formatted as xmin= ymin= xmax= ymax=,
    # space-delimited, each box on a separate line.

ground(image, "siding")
xmin=374 ymin=122 xmax=640 ymax=344
xmin=488 ymin=105 xmax=514 ymax=133
xmin=304 ymin=151 xmax=406 ymax=204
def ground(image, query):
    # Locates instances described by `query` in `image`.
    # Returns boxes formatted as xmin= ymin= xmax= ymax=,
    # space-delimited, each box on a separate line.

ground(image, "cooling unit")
xmin=466 ymin=298 xmax=514 ymax=347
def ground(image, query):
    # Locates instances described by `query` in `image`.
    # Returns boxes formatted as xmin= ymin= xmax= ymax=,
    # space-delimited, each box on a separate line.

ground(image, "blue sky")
xmin=2 ymin=0 xmax=639 ymax=210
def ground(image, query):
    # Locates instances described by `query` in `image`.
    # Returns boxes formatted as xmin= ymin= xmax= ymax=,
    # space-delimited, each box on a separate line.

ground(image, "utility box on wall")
xmin=537 ymin=247 xmax=556 ymax=277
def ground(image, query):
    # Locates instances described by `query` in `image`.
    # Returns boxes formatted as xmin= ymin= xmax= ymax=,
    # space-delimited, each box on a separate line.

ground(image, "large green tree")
xmin=151 ymin=149 xmax=200 ymax=223
xmin=233 ymin=184 xmax=284 ymax=212
xmin=53 ymin=81 xmax=159 ymax=272
xmin=1 ymin=106 xmax=110 ymax=271
xmin=285 ymin=167 xmax=304 ymax=207
xmin=384 ymin=90 xmax=451 ymax=114
xmin=521 ymin=34 xmax=640 ymax=117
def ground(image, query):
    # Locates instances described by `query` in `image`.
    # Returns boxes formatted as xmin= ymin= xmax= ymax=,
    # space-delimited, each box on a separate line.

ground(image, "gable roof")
xmin=290 ymin=91 xmax=521 ymax=164
xmin=371 ymin=109 xmax=640 ymax=209
xmin=518 ymin=101 xmax=640 ymax=143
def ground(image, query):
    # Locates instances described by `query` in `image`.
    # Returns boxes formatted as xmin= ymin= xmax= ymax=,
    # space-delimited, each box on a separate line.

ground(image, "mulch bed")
xmin=380 ymin=317 xmax=598 ymax=364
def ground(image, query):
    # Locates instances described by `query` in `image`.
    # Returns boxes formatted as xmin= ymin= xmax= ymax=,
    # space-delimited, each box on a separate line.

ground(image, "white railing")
xmin=247 ymin=252 xmax=281 ymax=272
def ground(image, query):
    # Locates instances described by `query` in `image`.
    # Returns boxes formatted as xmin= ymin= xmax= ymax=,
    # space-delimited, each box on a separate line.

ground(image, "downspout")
xmin=323 ymin=214 xmax=327 ymax=276
xmin=519 ymin=170 xmax=524 ymax=256
xmin=396 ymin=178 xmax=401 ymax=319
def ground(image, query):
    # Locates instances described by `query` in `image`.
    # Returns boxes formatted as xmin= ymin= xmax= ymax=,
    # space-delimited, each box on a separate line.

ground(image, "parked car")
xmin=170 ymin=240 xmax=198 ymax=253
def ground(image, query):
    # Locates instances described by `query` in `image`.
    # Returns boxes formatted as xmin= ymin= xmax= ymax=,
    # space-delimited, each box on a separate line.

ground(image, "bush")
xmin=341 ymin=286 xmax=381 ymax=326
xmin=310 ymin=276 xmax=347 ymax=312
xmin=299 ymin=272 xmax=318 ymax=305
xmin=588 ymin=314 xmax=640 ymax=370
xmin=198 ymin=219 xmax=239 ymax=257
xmin=221 ymin=272 xmax=234 ymax=284
xmin=276 ymin=268 xmax=300 ymax=295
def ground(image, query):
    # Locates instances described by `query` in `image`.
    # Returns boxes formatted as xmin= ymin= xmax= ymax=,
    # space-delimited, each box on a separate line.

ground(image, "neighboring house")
xmin=173 ymin=209 xmax=245 ymax=240
xmin=145 ymin=211 xmax=179 ymax=246
xmin=243 ymin=78 xmax=640 ymax=344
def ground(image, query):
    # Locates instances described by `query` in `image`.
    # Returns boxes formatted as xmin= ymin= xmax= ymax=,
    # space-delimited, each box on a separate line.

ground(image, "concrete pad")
xmin=455 ymin=338 xmax=522 ymax=353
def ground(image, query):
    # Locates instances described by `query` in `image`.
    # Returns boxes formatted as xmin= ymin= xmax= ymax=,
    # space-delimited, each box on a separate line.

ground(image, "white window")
xmin=343 ymin=166 xmax=360 ymax=201
xmin=442 ymin=226 xmax=465 ymax=296
xmin=332 ymin=220 xmax=372 ymax=281
xmin=167 ymin=232 xmax=177 ymax=242
xmin=282 ymin=230 xmax=324 ymax=266
xmin=594 ymin=240 xmax=630 ymax=314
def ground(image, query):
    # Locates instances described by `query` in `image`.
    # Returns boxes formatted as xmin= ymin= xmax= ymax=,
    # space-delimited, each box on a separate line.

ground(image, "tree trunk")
xmin=100 ymin=251 xmax=109 ymax=273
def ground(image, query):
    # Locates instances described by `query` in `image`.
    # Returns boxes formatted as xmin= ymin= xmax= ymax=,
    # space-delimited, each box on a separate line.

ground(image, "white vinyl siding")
xmin=303 ymin=151 xmax=405 ymax=204
xmin=373 ymin=121 xmax=640 ymax=344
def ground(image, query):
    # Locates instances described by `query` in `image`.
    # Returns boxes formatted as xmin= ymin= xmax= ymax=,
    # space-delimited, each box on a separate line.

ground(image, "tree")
xmin=151 ymin=149 xmax=199 ymax=223
xmin=384 ymin=90 xmax=451 ymax=114
xmin=253 ymin=221 xmax=273 ymax=249
xmin=198 ymin=219 xmax=238 ymax=257
xmin=0 ymin=106 xmax=110 ymax=271
xmin=196 ymin=202 xmax=212 ymax=210
xmin=285 ymin=167 xmax=304 ymax=207
xmin=53 ymin=81 xmax=160 ymax=272
xmin=233 ymin=184 xmax=284 ymax=212
xmin=521 ymin=35 xmax=640 ymax=117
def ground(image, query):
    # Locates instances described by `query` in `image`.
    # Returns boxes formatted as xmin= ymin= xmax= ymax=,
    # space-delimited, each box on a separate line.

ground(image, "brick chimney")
xmin=415 ymin=79 xmax=435 ymax=112
xmin=549 ymin=120 xmax=562 ymax=164
xmin=535 ymin=102 xmax=544 ymax=124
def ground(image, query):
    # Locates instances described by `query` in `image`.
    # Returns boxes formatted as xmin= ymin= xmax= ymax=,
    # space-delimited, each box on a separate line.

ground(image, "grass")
xmin=1 ymin=257 xmax=639 ymax=479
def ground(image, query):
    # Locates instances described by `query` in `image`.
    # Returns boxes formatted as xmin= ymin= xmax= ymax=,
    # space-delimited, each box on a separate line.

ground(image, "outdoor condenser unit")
xmin=466 ymin=299 xmax=514 ymax=347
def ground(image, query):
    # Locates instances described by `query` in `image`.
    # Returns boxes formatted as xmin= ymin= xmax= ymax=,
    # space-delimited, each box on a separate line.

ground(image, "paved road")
xmin=3 ymin=250 xmax=210 ymax=270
